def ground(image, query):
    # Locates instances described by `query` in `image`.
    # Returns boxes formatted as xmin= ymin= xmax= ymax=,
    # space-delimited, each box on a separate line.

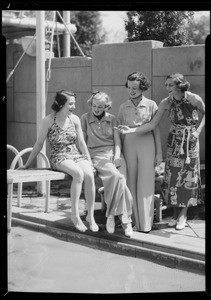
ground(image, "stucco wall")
xmin=6 ymin=41 xmax=205 ymax=168
xmin=7 ymin=44 xmax=37 ymax=167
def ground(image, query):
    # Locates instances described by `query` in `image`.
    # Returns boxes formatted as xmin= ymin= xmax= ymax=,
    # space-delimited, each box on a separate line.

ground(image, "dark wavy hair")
xmin=125 ymin=72 xmax=150 ymax=91
xmin=51 ymin=90 xmax=76 ymax=112
xmin=166 ymin=73 xmax=190 ymax=92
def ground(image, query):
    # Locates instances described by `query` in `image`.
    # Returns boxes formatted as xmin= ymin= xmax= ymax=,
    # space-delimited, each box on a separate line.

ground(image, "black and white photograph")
xmin=1 ymin=3 xmax=210 ymax=295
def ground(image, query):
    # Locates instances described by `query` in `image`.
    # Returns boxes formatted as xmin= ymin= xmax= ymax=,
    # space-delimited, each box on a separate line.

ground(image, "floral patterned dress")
xmin=47 ymin=114 xmax=87 ymax=170
xmin=162 ymin=96 xmax=202 ymax=207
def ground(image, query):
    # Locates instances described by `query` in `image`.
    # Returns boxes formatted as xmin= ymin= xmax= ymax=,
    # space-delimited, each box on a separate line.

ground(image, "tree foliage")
xmin=125 ymin=11 xmax=195 ymax=46
xmin=185 ymin=15 xmax=210 ymax=44
xmin=55 ymin=11 xmax=105 ymax=57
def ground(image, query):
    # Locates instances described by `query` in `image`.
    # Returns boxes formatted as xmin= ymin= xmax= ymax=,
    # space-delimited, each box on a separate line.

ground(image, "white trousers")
xmin=123 ymin=132 xmax=155 ymax=231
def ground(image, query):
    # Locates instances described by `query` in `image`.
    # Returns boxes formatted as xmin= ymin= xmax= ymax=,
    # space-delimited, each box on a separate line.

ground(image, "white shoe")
xmin=106 ymin=216 xmax=115 ymax=234
xmin=168 ymin=218 xmax=178 ymax=227
xmin=176 ymin=217 xmax=187 ymax=230
xmin=122 ymin=223 xmax=133 ymax=237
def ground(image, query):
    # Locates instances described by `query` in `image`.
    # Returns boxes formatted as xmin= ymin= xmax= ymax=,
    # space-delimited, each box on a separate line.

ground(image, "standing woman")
xmin=81 ymin=91 xmax=133 ymax=237
xmin=118 ymin=73 xmax=205 ymax=230
xmin=20 ymin=90 xmax=99 ymax=233
xmin=117 ymin=72 xmax=162 ymax=233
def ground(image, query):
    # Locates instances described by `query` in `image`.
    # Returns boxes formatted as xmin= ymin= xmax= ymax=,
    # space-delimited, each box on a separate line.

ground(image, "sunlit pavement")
xmin=7 ymin=183 xmax=206 ymax=276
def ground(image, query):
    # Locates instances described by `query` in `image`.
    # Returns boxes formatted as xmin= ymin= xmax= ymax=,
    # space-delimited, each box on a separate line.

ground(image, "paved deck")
xmin=9 ymin=183 xmax=206 ymax=275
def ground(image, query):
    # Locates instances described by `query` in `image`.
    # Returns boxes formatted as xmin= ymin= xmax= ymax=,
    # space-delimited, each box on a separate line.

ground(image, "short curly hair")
xmin=87 ymin=91 xmax=112 ymax=110
xmin=51 ymin=90 xmax=76 ymax=112
xmin=166 ymin=73 xmax=190 ymax=92
xmin=125 ymin=72 xmax=150 ymax=91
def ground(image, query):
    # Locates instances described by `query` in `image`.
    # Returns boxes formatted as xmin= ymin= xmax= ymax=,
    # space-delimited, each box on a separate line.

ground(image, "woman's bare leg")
xmin=77 ymin=159 xmax=98 ymax=231
xmin=56 ymin=159 xmax=87 ymax=232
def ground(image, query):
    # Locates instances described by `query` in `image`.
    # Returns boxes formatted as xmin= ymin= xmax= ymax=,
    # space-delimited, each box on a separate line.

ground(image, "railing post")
xmin=36 ymin=11 xmax=46 ymax=195
xmin=63 ymin=11 xmax=71 ymax=57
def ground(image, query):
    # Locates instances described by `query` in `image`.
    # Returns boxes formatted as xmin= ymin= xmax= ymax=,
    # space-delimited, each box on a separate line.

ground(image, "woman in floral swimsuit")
xmin=21 ymin=90 xmax=99 ymax=233
xmin=117 ymin=73 xmax=205 ymax=230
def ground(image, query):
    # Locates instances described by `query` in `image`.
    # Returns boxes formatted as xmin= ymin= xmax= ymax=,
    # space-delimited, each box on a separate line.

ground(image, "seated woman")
xmin=20 ymin=90 xmax=99 ymax=233
xmin=81 ymin=91 xmax=133 ymax=237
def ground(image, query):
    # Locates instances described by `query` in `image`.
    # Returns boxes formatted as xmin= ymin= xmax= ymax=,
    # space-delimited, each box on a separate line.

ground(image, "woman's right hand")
xmin=116 ymin=125 xmax=135 ymax=134
xmin=90 ymin=163 xmax=97 ymax=175
xmin=113 ymin=158 xmax=122 ymax=168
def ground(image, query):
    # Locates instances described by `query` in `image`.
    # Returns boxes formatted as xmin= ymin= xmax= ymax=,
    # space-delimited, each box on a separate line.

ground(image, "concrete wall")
xmin=91 ymin=40 xmax=163 ymax=115
xmin=7 ymin=44 xmax=37 ymax=167
xmin=6 ymin=41 xmax=205 ymax=168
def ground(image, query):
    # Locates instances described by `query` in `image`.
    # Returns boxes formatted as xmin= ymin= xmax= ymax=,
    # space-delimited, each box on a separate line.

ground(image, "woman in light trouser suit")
xmin=117 ymin=72 xmax=162 ymax=233
xmin=122 ymin=131 xmax=155 ymax=232
xmin=81 ymin=91 xmax=133 ymax=237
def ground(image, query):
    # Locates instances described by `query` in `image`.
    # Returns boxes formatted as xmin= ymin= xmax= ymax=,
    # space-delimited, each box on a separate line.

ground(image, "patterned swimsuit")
xmin=162 ymin=96 xmax=202 ymax=207
xmin=47 ymin=114 xmax=87 ymax=170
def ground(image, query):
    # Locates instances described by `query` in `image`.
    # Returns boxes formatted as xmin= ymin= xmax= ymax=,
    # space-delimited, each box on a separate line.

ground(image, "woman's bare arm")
xmin=22 ymin=116 xmax=51 ymax=168
xmin=73 ymin=115 xmax=93 ymax=164
xmin=118 ymin=99 xmax=167 ymax=134
xmin=189 ymin=94 xmax=205 ymax=138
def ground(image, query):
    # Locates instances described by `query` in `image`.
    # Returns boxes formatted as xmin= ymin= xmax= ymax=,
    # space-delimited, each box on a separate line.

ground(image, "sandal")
xmin=122 ymin=223 xmax=133 ymax=237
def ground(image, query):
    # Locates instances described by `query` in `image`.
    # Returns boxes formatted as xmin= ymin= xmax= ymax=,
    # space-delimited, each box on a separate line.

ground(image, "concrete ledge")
xmin=12 ymin=210 xmax=205 ymax=261
xmin=51 ymin=57 xmax=92 ymax=68
xmin=11 ymin=217 xmax=205 ymax=275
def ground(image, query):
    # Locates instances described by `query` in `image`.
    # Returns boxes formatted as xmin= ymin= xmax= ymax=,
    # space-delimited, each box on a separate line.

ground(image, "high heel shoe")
xmin=106 ymin=215 xmax=115 ymax=234
xmin=122 ymin=223 xmax=133 ymax=237
xmin=176 ymin=217 xmax=187 ymax=230
xmin=70 ymin=215 xmax=87 ymax=232
xmin=168 ymin=217 xmax=178 ymax=227
xmin=85 ymin=216 xmax=99 ymax=232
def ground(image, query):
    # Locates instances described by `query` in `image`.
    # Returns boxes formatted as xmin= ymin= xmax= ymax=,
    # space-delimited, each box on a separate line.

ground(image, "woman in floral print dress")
xmin=117 ymin=73 xmax=205 ymax=230
xmin=20 ymin=90 xmax=99 ymax=233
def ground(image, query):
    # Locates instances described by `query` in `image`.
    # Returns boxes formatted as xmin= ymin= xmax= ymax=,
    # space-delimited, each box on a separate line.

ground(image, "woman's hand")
xmin=116 ymin=125 xmax=135 ymax=134
xmin=90 ymin=163 xmax=97 ymax=175
xmin=113 ymin=158 xmax=122 ymax=168
xmin=191 ymin=131 xmax=199 ymax=141
xmin=155 ymin=154 xmax=163 ymax=167
xmin=92 ymin=167 xmax=97 ymax=175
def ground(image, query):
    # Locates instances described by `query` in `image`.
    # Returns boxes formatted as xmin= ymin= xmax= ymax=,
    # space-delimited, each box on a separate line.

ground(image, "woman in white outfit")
xmin=117 ymin=72 xmax=162 ymax=233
